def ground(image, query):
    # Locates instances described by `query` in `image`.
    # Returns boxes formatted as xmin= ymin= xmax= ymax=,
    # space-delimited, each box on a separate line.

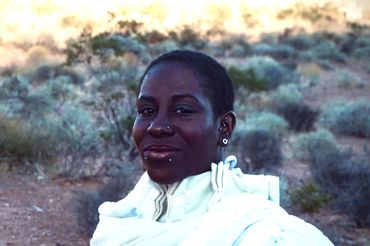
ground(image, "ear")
xmin=217 ymin=111 xmax=236 ymax=147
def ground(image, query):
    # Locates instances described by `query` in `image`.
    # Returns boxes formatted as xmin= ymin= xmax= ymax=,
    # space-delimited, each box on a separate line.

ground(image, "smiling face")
xmin=133 ymin=62 xmax=220 ymax=184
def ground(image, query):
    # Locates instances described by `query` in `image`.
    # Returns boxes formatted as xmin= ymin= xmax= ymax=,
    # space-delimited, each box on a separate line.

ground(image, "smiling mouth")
xmin=143 ymin=145 xmax=181 ymax=161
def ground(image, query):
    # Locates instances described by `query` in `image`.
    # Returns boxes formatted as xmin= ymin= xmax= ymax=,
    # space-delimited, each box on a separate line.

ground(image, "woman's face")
xmin=133 ymin=62 xmax=220 ymax=184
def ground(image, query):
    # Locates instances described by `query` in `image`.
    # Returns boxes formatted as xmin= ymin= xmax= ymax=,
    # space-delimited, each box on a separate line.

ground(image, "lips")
xmin=143 ymin=145 xmax=181 ymax=161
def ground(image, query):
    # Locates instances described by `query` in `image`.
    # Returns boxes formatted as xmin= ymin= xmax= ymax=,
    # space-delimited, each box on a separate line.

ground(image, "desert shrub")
xmin=228 ymin=43 xmax=251 ymax=58
xmin=243 ymin=56 xmax=299 ymax=90
xmin=227 ymin=66 xmax=266 ymax=91
xmin=289 ymin=182 xmax=332 ymax=213
xmin=236 ymin=111 xmax=289 ymax=138
xmin=60 ymin=104 xmax=100 ymax=153
xmin=32 ymin=65 xmax=83 ymax=84
xmin=335 ymin=69 xmax=365 ymax=88
xmin=221 ymin=36 xmax=251 ymax=54
xmin=35 ymin=75 xmax=77 ymax=101
xmin=0 ymin=76 xmax=102 ymax=176
xmin=291 ymin=129 xmax=337 ymax=161
xmin=311 ymin=40 xmax=346 ymax=63
xmin=91 ymin=34 xmax=146 ymax=57
xmin=170 ymin=26 xmax=206 ymax=50
xmin=354 ymin=36 xmax=370 ymax=49
xmin=64 ymin=29 xmax=147 ymax=65
xmin=310 ymin=148 xmax=370 ymax=227
xmin=352 ymin=47 xmax=370 ymax=60
xmin=240 ymin=92 xmax=272 ymax=112
xmin=74 ymin=167 xmax=137 ymax=236
xmin=277 ymin=3 xmax=340 ymax=24
xmin=150 ymin=40 xmax=179 ymax=55
xmin=277 ymin=102 xmax=318 ymax=132
xmin=138 ymin=30 xmax=168 ymax=44
xmin=282 ymin=34 xmax=316 ymax=51
xmin=271 ymin=83 xmax=303 ymax=106
xmin=87 ymin=65 xmax=139 ymax=160
xmin=1 ymin=76 xmax=30 ymax=97
xmin=239 ymin=129 xmax=282 ymax=174
xmin=320 ymin=101 xmax=370 ymax=138
xmin=337 ymin=34 xmax=357 ymax=54
xmin=252 ymin=43 xmax=297 ymax=60
xmin=0 ymin=115 xmax=52 ymax=162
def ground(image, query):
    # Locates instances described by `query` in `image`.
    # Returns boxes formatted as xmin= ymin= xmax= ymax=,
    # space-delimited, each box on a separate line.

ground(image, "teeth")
xmin=145 ymin=150 xmax=173 ymax=160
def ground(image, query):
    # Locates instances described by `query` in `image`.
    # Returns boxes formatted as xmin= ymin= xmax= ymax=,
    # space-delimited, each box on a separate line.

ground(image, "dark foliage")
xmin=32 ymin=65 xmax=83 ymax=84
xmin=310 ymin=147 xmax=370 ymax=227
xmin=240 ymin=129 xmax=282 ymax=174
xmin=227 ymin=66 xmax=266 ymax=91
xmin=289 ymin=182 xmax=332 ymax=213
xmin=169 ymin=26 xmax=206 ymax=50
xmin=277 ymin=102 xmax=318 ymax=132
xmin=74 ymin=169 xmax=137 ymax=236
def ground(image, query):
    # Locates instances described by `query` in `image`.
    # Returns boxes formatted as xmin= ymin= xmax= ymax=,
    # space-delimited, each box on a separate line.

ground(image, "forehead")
xmin=140 ymin=62 xmax=206 ymax=96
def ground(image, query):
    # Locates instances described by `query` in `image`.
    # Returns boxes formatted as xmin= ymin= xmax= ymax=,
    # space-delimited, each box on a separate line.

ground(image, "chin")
xmin=147 ymin=172 xmax=183 ymax=185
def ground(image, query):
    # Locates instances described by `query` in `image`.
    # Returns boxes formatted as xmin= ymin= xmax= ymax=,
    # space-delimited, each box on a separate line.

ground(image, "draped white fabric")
xmin=90 ymin=156 xmax=333 ymax=246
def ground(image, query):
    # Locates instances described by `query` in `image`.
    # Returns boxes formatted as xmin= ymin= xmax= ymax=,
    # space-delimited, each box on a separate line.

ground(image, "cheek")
xmin=132 ymin=119 xmax=146 ymax=149
xmin=181 ymin=122 xmax=217 ymax=145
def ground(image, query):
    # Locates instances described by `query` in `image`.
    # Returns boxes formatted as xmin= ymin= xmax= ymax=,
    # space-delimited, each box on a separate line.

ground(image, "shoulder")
xmin=234 ymin=213 xmax=334 ymax=246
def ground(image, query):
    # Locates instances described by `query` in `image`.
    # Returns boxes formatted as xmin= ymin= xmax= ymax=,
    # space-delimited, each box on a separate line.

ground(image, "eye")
xmin=138 ymin=106 xmax=156 ymax=116
xmin=173 ymin=105 xmax=196 ymax=115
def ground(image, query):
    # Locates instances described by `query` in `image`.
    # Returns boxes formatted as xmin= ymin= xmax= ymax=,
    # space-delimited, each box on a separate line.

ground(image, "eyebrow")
xmin=171 ymin=94 xmax=201 ymax=103
xmin=137 ymin=94 xmax=201 ymax=104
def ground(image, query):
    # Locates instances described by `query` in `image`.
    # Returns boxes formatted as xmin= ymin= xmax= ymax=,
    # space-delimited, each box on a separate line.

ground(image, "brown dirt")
xmin=0 ymin=174 xmax=99 ymax=246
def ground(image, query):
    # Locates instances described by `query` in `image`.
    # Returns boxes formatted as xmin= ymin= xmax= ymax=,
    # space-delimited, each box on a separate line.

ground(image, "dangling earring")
xmin=222 ymin=138 xmax=228 ymax=145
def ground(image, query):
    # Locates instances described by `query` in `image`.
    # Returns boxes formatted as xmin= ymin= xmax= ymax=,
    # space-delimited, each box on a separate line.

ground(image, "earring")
xmin=218 ymin=127 xmax=223 ymax=131
xmin=222 ymin=138 xmax=228 ymax=145
xmin=165 ymin=125 xmax=171 ymax=129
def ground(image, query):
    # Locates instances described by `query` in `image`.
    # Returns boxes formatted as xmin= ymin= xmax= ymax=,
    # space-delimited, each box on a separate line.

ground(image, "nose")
xmin=147 ymin=114 xmax=175 ymax=138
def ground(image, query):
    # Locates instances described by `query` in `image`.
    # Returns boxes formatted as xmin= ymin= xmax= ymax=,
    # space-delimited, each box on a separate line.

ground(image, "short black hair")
xmin=139 ymin=50 xmax=234 ymax=119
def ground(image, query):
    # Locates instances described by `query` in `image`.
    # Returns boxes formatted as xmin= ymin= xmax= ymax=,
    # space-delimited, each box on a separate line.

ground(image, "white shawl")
xmin=91 ymin=156 xmax=333 ymax=246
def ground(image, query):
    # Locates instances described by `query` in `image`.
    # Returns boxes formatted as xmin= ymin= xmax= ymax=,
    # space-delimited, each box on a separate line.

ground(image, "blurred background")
xmin=1 ymin=1 xmax=370 ymax=245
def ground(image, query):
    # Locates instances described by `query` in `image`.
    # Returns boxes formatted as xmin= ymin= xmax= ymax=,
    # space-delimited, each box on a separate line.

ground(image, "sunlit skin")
xmin=132 ymin=62 xmax=222 ymax=184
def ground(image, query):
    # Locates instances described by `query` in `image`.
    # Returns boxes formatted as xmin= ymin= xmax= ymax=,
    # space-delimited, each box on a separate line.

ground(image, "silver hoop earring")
xmin=222 ymin=138 xmax=228 ymax=145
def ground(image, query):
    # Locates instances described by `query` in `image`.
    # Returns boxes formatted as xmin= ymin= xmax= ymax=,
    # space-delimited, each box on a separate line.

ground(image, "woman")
xmin=91 ymin=50 xmax=333 ymax=245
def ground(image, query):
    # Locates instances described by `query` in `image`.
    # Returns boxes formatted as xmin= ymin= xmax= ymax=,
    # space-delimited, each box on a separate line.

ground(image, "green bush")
xmin=92 ymin=34 xmax=146 ymax=57
xmin=291 ymin=129 xmax=338 ymax=161
xmin=239 ymin=129 xmax=282 ymax=174
xmin=243 ymin=56 xmax=298 ymax=90
xmin=310 ymin=148 xmax=370 ymax=227
xmin=312 ymin=40 xmax=346 ymax=63
xmin=271 ymin=84 xmax=303 ymax=106
xmin=320 ymin=101 xmax=370 ymax=138
xmin=1 ymin=76 xmax=30 ymax=97
xmin=252 ymin=43 xmax=297 ymax=60
xmin=0 ymin=115 xmax=46 ymax=160
xmin=227 ymin=66 xmax=266 ymax=91
xmin=282 ymin=34 xmax=316 ymax=51
xmin=354 ymin=36 xmax=370 ymax=49
xmin=289 ymin=182 xmax=332 ymax=213
xmin=352 ymin=47 xmax=370 ymax=60
xmin=236 ymin=111 xmax=289 ymax=138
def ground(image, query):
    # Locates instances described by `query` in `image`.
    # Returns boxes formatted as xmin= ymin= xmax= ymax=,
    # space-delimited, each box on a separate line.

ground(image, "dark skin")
xmin=133 ymin=62 xmax=236 ymax=184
